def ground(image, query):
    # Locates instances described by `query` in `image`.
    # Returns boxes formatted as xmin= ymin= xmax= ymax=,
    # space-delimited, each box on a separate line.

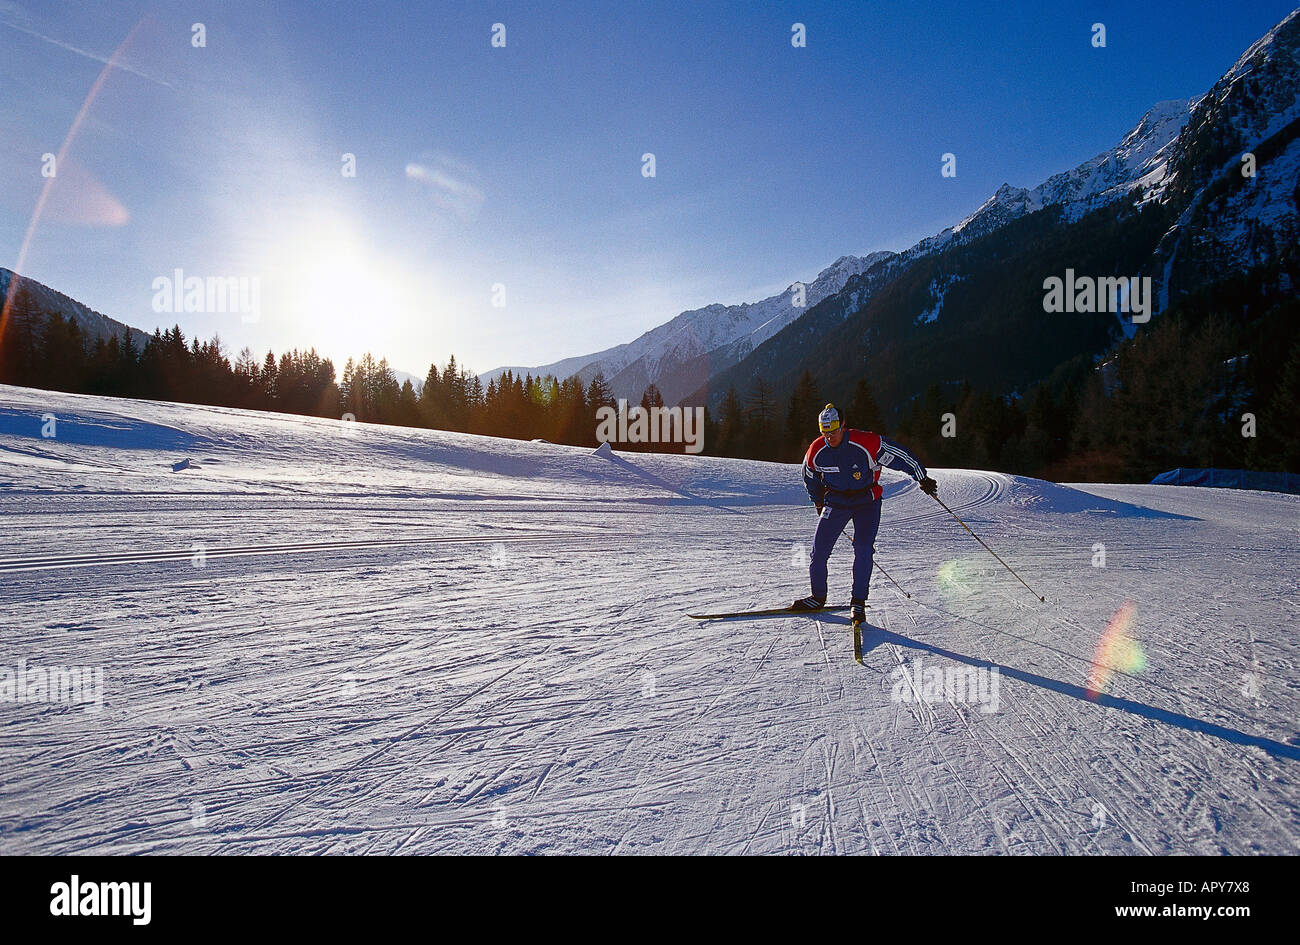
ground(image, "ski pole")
xmin=927 ymin=492 xmax=1046 ymax=602
xmin=873 ymin=560 xmax=911 ymax=598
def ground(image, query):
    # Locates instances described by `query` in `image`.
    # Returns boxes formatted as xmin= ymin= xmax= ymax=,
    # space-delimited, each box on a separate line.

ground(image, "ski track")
xmin=1 ymin=387 xmax=1298 ymax=854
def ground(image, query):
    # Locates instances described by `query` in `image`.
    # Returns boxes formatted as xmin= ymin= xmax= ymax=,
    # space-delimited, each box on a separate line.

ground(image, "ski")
xmin=687 ymin=605 xmax=850 ymax=621
xmin=852 ymin=618 xmax=864 ymax=664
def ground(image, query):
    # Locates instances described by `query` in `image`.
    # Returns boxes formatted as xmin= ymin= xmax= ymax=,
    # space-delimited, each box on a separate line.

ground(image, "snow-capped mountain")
xmin=500 ymin=4 xmax=1300 ymax=411
xmin=895 ymin=99 xmax=1195 ymax=267
xmin=482 ymin=251 xmax=895 ymax=404
xmin=881 ymin=8 xmax=1300 ymax=316
xmin=695 ymin=8 xmax=1300 ymax=418
xmin=0 ymin=268 xmax=147 ymax=347
xmin=1155 ymin=7 xmax=1300 ymax=286
xmin=487 ymin=81 xmax=1200 ymax=407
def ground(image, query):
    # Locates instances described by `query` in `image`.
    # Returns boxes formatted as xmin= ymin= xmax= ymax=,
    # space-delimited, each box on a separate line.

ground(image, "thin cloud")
xmin=406 ymin=153 xmax=485 ymax=223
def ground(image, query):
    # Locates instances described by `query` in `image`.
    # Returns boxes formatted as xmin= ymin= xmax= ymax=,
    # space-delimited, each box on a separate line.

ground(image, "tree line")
xmin=3 ymin=276 xmax=1296 ymax=479
xmin=701 ymin=302 xmax=1299 ymax=480
xmin=0 ymin=285 xmax=631 ymax=443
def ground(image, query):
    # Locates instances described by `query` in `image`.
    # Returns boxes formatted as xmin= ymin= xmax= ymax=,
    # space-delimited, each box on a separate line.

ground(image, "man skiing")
xmin=793 ymin=403 xmax=937 ymax=624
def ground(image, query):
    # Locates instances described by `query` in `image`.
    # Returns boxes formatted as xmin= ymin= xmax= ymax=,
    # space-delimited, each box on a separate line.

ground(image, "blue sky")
xmin=1 ymin=0 xmax=1294 ymax=376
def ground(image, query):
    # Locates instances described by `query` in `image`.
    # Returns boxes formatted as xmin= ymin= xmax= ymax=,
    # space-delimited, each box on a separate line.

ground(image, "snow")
xmin=417 ymin=12 xmax=1296 ymax=406
xmin=500 ymin=85 xmax=1198 ymax=401
xmin=1211 ymin=8 xmax=1300 ymax=142
xmin=1042 ymin=98 xmax=1197 ymax=217
xmin=916 ymin=275 xmax=963 ymax=325
xmin=1196 ymin=134 xmax=1300 ymax=269
xmin=2 ymin=384 xmax=1298 ymax=854
xmin=946 ymin=99 xmax=1196 ymax=245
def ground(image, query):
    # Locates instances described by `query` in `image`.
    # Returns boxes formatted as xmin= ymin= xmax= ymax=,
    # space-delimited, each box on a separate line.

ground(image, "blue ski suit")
xmin=801 ymin=429 xmax=928 ymax=601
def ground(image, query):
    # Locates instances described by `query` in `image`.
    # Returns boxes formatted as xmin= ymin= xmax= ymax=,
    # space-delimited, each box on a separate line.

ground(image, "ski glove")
xmin=815 ymin=502 xmax=824 ymax=515
xmin=919 ymin=476 xmax=938 ymax=497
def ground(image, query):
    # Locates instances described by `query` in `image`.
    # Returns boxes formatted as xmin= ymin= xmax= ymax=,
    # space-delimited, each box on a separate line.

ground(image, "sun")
xmin=261 ymin=212 xmax=424 ymax=364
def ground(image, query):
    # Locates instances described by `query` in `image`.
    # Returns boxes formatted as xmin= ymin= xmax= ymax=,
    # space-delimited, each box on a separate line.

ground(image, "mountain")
xmin=912 ymin=99 xmax=1194 ymax=262
xmin=1155 ymin=8 xmax=1300 ymax=295
xmin=488 ymin=10 xmax=1300 ymax=422
xmin=691 ymin=8 xmax=1300 ymax=420
xmin=1 ymin=268 xmax=148 ymax=347
xmin=481 ymin=251 xmax=896 ymax=404
xmin=392 ymin=368 xmax=425 ymax=393
xmin=484 ymin=80 xmax=1203 ymax=408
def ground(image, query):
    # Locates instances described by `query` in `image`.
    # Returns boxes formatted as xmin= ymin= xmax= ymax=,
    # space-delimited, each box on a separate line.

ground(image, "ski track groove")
xmin=250 ymin=662 xmax=527 ymax=832
xmin=852 ymin=722 xmax=904 ymax=857
xmin=877 ymin=609 xmax=969 ymax=852
xmin=891 ymin=599 xmax=1078 ymax=854
xmin=858 ymin=730 xmax=911 ymax=855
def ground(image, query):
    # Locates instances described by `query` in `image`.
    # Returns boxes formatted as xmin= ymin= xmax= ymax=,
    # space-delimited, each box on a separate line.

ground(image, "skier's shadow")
xmin=597 ymin=451 xmax=742 ymax=513
xmin=848 ymin=621 xmax=1300 ymax=762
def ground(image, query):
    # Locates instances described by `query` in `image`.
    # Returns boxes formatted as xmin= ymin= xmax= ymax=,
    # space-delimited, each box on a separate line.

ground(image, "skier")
xmin=793 ymin=403 xmax=937 ymax=623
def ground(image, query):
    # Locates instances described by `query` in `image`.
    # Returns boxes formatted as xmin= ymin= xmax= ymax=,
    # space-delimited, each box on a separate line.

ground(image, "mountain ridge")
xmin=485 ymin=88 xmax=1203 ymax=404
xmin=688 ymin=7 xmax=1300 ymax=419
xmin=1 ymin=268 xmax=148 ymax=349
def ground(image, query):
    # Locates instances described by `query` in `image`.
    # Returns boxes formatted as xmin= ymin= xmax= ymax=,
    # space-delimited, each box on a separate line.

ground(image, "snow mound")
xmin=1008 ymin=476 xmax=1196 ymax=519
xmin=0 ymin=405 xmax=208 ymax=452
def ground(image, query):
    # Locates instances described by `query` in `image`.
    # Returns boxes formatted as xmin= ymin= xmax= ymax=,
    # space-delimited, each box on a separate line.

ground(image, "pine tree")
xmin=444 ymin=355 xmax=470 ymax=431
xmin=374 ymin=357 xmax=400 ymax=421
xmin=397 ymin=379 xmax=420 ymax=426
xmin=847 ymin=377 xmax=884 ymax=434
xmin=744 ymin=378 xmax=777 ymax=459
xmin=786 ymin=370 xmax=821 ymax=456
xmin=1269 ymin=338 xmax=1300 ymax=471
xmin=0 ymin=304 xmax=38 ymax=386
xmin=261 ymin=350 xmax=279 ymax=406
xmin=586 ymin=372 xmax=615 ymax=446
xmin=117 ymin=331 xmax=139 ymax=397
xmin=419 ymin=362 xmax=443 ymax=428
xmin=718 ymin=385 xmax=745 ymax=455
xmin=466 ymin=374 xmax=484 ymax=431
xmin=586 ymin=372 xmax=613 ymax=411
xmin=339 ymin=357 xmax=357 ymax=418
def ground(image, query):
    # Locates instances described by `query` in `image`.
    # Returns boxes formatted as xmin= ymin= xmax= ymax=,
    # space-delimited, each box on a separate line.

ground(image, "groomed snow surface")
xmin=1 ymin=384 xmax=1297 ymax=855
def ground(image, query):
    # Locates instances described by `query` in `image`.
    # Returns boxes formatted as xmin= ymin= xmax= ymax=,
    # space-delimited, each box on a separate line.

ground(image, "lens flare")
xmin=1 ymin=17 xmax=148 ymax=347
xmin=936 ymin=556 xmax=998 ymax=599
xmin=41 ymin=155 xmax=129 ymax=226
xmin=1086 ymin=600 xmax=1146 ymax=699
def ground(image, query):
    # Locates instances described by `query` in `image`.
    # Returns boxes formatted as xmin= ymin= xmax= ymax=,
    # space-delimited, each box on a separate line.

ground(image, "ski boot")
xmin=850 ymin=598 xmax=866 ymax=624
xmin=790 ymin=595 xmax=826 ymax=611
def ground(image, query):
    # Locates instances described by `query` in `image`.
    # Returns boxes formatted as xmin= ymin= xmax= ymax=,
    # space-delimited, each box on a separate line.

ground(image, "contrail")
xmin=0 ymin=13 xmax=174 ymax=89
